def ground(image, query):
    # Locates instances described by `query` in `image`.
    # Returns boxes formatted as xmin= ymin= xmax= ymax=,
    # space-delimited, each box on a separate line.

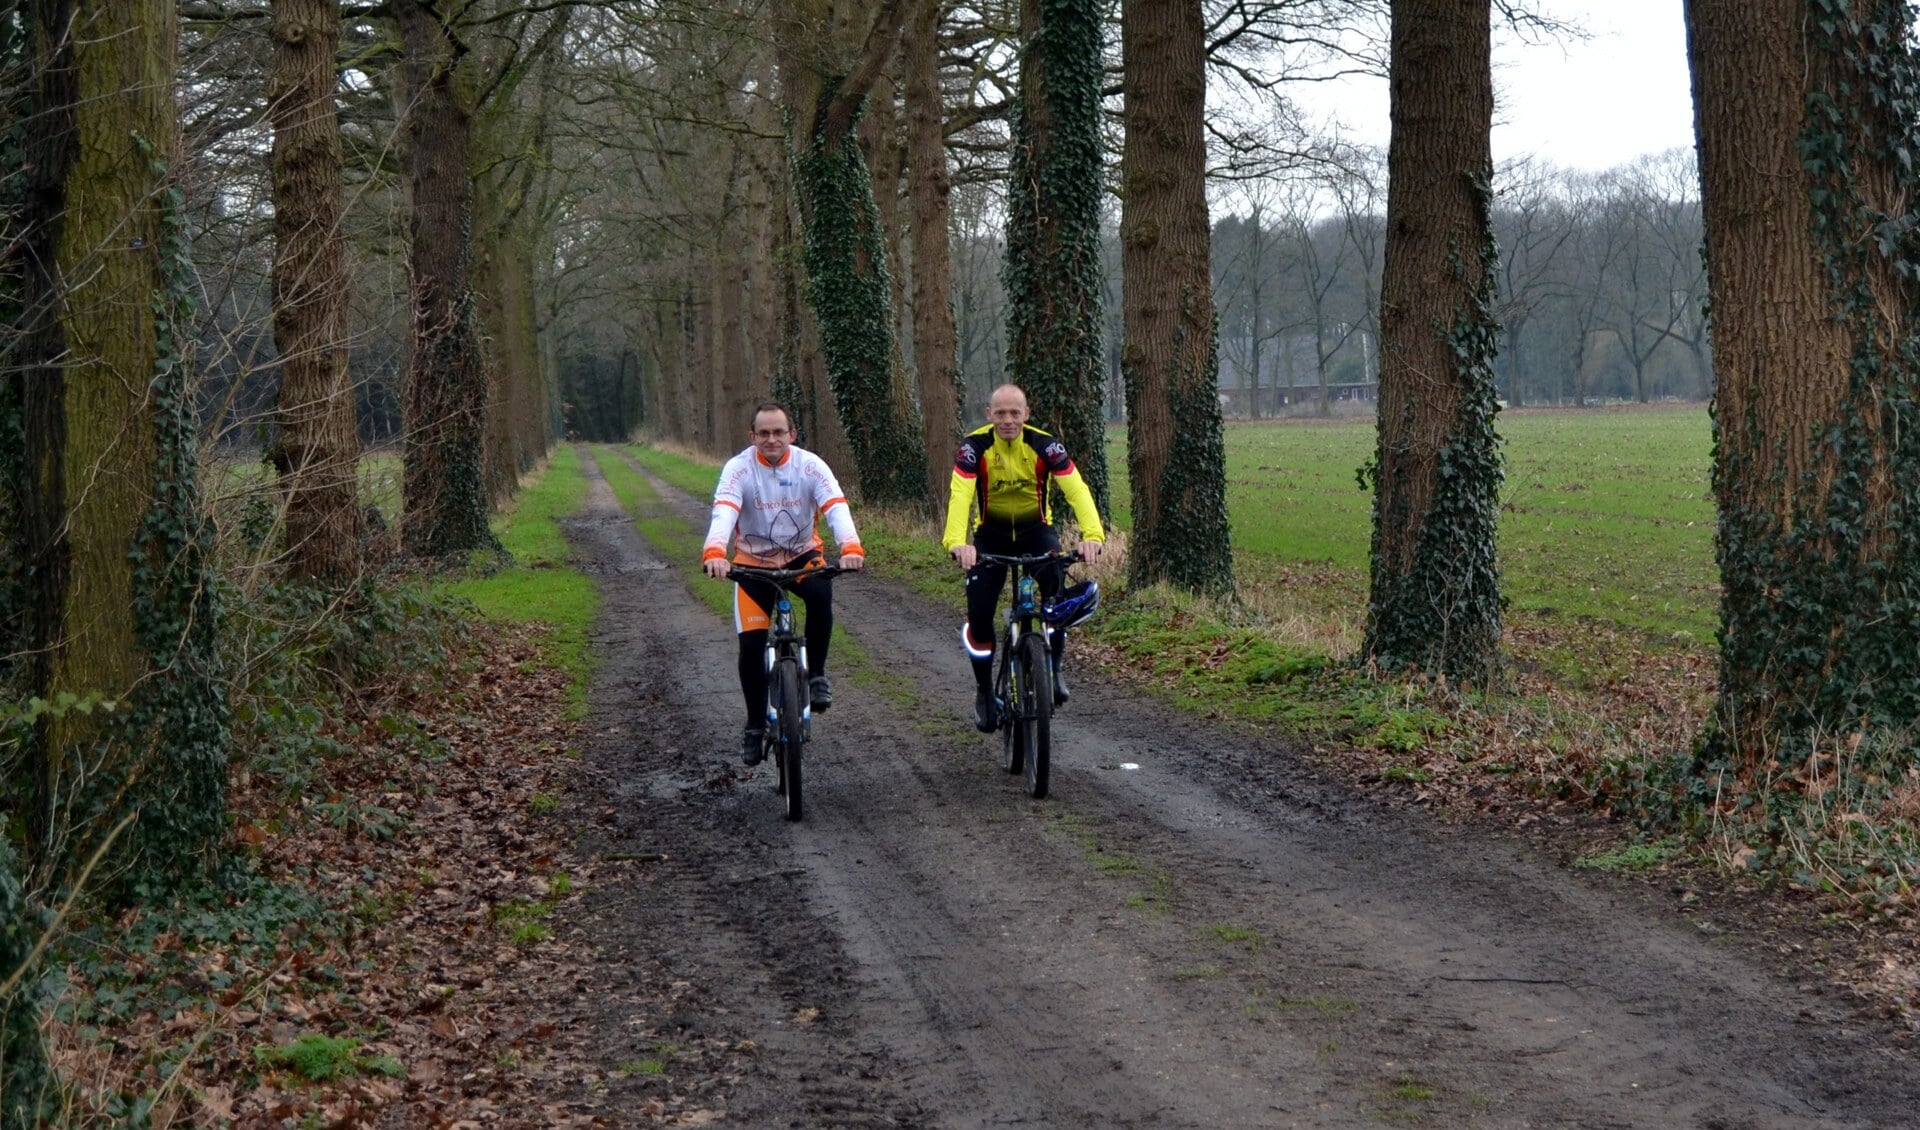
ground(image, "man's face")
xmin=751 ymin=410 xmax=792 ymax=463
xmin=988 ymin=390 xmax=1028 ymax=441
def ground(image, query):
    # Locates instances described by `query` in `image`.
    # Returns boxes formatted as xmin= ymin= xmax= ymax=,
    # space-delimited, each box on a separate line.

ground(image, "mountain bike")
xmin=727 ymin=563 xmax=844 ymax=821
xmin=978 ymin=550 xmax=1081 ymax=800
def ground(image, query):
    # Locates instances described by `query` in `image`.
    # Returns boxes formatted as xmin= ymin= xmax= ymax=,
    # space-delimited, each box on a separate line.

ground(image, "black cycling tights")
xmin=736 ymin=568 xmax=834 ymax=730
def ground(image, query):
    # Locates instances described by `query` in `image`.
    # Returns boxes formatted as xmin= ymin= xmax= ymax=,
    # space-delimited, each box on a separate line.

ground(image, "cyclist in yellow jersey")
xmin=944 ymin=384 xmax=1105 ymax=732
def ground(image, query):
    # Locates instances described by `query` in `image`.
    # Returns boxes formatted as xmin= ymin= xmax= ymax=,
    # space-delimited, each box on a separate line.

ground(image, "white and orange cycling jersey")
xmin=703 ymin=444 xmax=863 ymax=570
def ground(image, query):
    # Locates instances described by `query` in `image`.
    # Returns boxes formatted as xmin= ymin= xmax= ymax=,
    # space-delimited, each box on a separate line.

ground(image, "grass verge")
xmin=442 ymin=446 xmax=598 ymax=719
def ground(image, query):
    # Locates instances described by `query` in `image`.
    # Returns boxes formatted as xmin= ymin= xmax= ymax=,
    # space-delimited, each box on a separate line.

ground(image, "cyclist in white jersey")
xmin=703 ymin=402 xmax=865 ymax=764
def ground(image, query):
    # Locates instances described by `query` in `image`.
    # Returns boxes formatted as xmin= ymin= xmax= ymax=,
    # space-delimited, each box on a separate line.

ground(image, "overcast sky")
xmin=1304 ymin=1 xmax=1697 ymax=172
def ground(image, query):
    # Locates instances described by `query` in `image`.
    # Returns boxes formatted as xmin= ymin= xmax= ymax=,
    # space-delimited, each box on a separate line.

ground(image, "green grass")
xmin=441 ymin=446 xmax=597 ymax=718
xmin=254 ymin=1034 xmax=402 ymax=1083
xmin=1106 ymin=405 xmax=1717 ymax=643
xmin=622 ymin=441 xmax=721 ymax=500
xmin=1574 ymin=839 xmax=1682 ymax=871
xmin=358 ymin=451 xmax=404 ymax=523
xmin=494 ymin=897 xmax=557 ymax=945
xmin=1201 ymin=922 xmax=1265 ymax=952
xmin=1276 ymin=995 xmax=1358 ymax=1020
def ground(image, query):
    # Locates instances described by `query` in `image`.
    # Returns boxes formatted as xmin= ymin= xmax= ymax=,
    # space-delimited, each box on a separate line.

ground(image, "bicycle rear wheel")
xmin=774 ymin=657 xmax=805 ymax=820
xmin=1018 ymin=631 xmax=1052 ymax=799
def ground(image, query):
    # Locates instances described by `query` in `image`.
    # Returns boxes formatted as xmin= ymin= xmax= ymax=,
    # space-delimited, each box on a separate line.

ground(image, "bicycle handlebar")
xmin=973 ymin=550 xmax=1082 ymax=569
xmin=724 ymin=563 xmax=849 ymax=586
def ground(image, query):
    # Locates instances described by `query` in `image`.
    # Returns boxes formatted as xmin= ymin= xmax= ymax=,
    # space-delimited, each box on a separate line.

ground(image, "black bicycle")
xmin=978 ymin=550 xmax=1082 ymax=800
xmin=726 ymin=563 xmax=844 ymax=821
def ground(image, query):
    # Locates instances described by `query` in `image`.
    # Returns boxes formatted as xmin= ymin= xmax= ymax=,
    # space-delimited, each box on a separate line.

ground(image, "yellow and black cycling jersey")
xmin=942 ymin=423 xmax=1105 ymax=551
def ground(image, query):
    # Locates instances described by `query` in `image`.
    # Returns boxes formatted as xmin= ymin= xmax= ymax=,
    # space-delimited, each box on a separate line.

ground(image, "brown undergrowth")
xmin=48 ymin=621 xmax=599 ymax=1128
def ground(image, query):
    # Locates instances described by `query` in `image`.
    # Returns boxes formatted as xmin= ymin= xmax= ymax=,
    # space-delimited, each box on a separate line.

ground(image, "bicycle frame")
xmin=994 ymin=554 xmax=1053 ymax=685
xmin=764 ymin=585 xmax=820 ymax=731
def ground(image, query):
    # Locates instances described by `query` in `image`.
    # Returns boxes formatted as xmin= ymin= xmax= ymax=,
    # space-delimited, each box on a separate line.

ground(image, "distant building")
xmin=1215 ymin=329 xmax=1377 ymax=418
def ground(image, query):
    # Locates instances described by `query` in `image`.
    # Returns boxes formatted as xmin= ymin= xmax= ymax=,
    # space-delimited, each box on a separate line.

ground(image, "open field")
xmin=634 ymin=405 xmax=1719 ymax=649
xmin=1107 ymin=404 xmax=1717 ymax=645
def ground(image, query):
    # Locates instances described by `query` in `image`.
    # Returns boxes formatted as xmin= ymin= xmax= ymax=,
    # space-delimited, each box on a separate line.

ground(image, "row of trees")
xmin=0 ymin=0 xmax=1254 ymax=935
xmin=1213 ymin=147 xmax=1710 ymax=415
xmin=2 ymin=0 xmax=573 ymax=911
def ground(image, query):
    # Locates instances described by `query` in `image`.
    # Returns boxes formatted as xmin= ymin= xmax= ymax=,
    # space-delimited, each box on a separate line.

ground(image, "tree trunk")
xmin=8 ymin=0 xmax=226 ymax=891
xmin=1687 ymin=0 xmax=1920 ymax=777
xmin=1006 ymin=0 xmax=1110 ymax=515
xmin=688 ymin=256 xmax=716 ymax=452
xmin=905 ymin=0 xmax=961 ymax=502
xmin=646 ymin=301 xmax=678 ymax=442
xmin=1121 ymin=0 xmax=1231 ymax=594
xmin=744 ymin=141 xmax=782 ymax=414
xmin=479 ymin=281 xmax=516 ymax=501
xmin=395 ymin=0 xmax=493 ymax=557
xmin=1361 ymin=0 xmax=1503 ymax=683
xmin=712 ymin=157 xmax=748 ymax=444
xmin=475 ymin=210 xmax=542 ymax=496
xmin=715 ymin=250 xmax=750 ymax=439
xmin=270 ymin=0 xmax=361 ymax=583
xmin=744 ymin=173 xmax=777 ymax=410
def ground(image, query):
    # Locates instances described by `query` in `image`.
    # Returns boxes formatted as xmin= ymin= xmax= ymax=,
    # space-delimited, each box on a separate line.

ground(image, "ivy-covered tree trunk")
xmin=1120 ymin=0 xmax=1232 ymax=594
xmin=270 ymin=0 xmax=361 ymax=584
xmin=1361 ymin=0 xmax=1503 ymax=683
xmin=1005 ymin=0 xmax=1110 ymax=515
xmin=906 ymin=0 xmax=962 ymax=501
xmin=774 ymin=178 xmax=855 ymax=472
xmin=396 ymin=0 xmax=494 ymax=557
xmin=1686 ymin=0 xmax=1920 ymax=777
xmin=7 ymin=0 xmax=227 ymax=892
xmin=777 ymin=0 xmax=929 ymax=504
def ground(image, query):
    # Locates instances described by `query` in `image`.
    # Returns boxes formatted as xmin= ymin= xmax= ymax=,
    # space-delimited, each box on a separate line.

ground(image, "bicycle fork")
xmin=764 ymin=601 xmax=812 ymax=738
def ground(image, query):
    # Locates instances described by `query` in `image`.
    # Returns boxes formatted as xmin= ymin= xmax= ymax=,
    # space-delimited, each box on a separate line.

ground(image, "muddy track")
xmin=555 ymin=447 xmax=1918 ymax=1128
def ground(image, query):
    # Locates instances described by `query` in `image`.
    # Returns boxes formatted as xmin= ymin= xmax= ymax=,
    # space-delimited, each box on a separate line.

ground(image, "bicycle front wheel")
xmin=775 ymin=657 xmax=805 ymax=820
xmin=996 ymin=638 xmax=1023 ymax=774
xmin=1018 ymin=631 xmax=1052 ymax=799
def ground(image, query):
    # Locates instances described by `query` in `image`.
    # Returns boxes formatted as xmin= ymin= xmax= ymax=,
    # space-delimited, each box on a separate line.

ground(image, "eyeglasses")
xmin=752 ymin=429 xmax=790 ymax=440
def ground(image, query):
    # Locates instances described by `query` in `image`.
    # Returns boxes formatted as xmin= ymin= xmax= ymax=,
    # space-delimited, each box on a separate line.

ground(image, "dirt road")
xmin=554 ymin=450 xmax=1918 ymax=1128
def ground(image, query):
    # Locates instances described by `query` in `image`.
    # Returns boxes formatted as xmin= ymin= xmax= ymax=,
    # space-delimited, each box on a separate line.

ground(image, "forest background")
xmin=5 ymin=0 xmax=1920 ymax=1123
